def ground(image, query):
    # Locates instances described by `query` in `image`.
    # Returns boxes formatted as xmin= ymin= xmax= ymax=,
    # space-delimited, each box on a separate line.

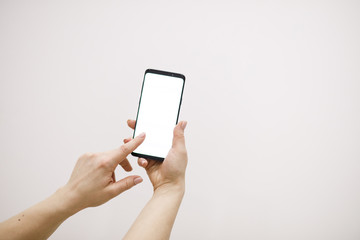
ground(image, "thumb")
xmin=172 ymin=121 xmax=187 ymax=149
xmin=107 ymin=175 xmax=143 ymax=197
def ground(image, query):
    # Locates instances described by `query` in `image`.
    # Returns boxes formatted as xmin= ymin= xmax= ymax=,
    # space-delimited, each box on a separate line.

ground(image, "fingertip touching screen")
xmin=132 ymin=69 xmax=185 ymax=160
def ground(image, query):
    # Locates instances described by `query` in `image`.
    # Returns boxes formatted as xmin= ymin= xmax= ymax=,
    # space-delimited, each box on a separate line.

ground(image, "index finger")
xmin=109 ymin=132 xmax=146 ymax=165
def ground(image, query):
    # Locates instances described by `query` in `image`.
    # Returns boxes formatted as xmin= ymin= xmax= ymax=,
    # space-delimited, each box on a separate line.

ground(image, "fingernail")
xmin=181 ymin=121 xmax=187 ymax=130
xmin=134 ymin=177 xmax=143 ymax=185
xmin=140 ymin=159 xmax=146 ymax=166
xmin=138 ymin=132 xmax=146 ymax=138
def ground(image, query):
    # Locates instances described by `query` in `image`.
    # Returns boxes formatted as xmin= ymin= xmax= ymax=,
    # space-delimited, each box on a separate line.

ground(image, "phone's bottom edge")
xmin=131 ymin=152 xmax=165 ymax=162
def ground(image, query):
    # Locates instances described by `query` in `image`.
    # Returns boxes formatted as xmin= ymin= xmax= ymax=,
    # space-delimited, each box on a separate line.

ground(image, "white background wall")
xmin=1 ymin=1 xmax=360 ymax=239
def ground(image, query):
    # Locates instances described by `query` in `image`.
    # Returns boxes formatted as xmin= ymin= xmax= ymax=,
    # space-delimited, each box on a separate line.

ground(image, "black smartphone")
xmin=131 ymin=69 xmax=185 ymax=161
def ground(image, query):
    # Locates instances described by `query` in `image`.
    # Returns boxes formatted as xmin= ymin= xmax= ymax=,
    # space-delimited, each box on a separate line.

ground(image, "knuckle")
xmin=80 ymin=152 xmax=95 ymax=160
xmin=174 ymin=131 xmax=185 ymax=138
xmin=97 ymin=158 xmax=111 ymax=169
xmin=124 ymin=178 xmax=132 ymax=189
xmin=174 ymin=146 xmax=187 ymax=156
xmin=120 ymin=144 xmax=130 ymax=154
xmin=107 ymin=187 xmax=118 ymax=198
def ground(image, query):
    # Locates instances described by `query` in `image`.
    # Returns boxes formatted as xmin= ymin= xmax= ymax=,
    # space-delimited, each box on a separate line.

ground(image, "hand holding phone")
xmin=126 ymin=119 xmax=188 ymax=191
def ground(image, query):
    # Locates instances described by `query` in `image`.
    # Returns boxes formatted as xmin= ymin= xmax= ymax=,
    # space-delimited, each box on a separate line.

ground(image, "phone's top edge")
xmin=145 ymin=69 xmax=185 ymax=80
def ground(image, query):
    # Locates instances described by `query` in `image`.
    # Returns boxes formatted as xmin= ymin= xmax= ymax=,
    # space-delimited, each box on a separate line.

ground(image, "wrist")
xmin=153 ymin=181 xmax=185 ymax=198
xmin=53 ymin=186 xmax=84 ymax=217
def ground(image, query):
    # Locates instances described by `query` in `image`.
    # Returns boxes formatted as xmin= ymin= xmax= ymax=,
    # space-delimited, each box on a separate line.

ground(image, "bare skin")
xmin=123 ymin=120 xmax=188 ymax=240
xmin=0 ymin=133 xmax=146 ymax=240
xmin=0 ymin=120 xmax=188 ymax=240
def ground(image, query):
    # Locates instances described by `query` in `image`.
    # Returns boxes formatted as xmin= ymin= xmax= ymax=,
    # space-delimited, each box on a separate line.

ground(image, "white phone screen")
xmin=133 ymin=70 xmax=185 ymax=160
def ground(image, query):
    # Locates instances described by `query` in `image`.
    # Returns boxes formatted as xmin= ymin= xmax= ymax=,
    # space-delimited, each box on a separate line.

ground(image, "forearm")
xmin=0 ymin=187 xmax=79 ymax=240
xmin=124 ymin=184 xmax=185 ymax=240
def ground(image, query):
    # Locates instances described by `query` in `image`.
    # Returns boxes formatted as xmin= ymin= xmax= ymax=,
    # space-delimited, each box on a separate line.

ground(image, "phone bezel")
xmin=131 ymin=69 xmax=186 ymax=161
